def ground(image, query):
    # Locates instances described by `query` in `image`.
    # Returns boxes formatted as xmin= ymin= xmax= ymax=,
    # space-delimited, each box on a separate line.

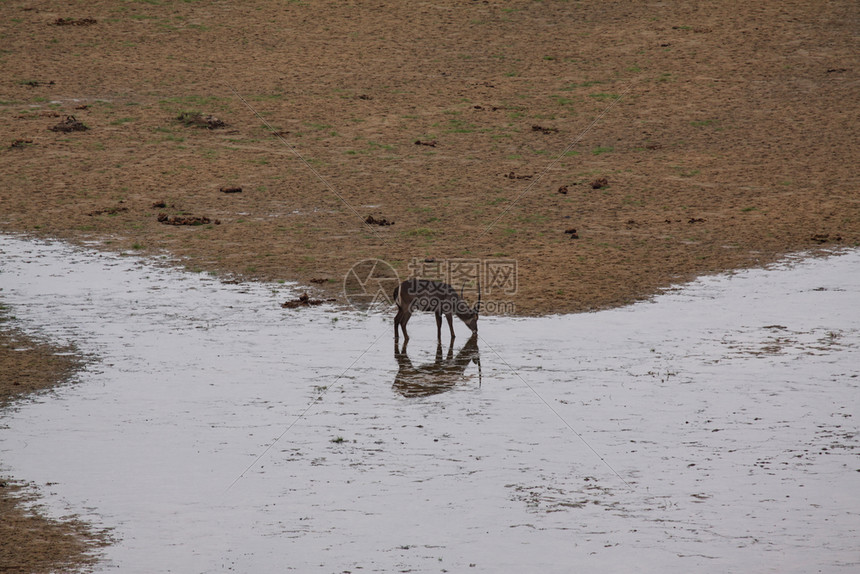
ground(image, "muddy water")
xmin=1 ymin=235 xmax=858 ymax=573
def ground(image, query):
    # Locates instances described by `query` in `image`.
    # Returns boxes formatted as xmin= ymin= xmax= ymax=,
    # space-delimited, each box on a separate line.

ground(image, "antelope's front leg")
xmin=435 ymin=311 xmax=443 ymax=341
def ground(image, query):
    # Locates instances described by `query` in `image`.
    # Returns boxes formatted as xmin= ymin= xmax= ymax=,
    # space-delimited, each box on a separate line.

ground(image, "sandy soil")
xmin=0 ymin=322 xmax=109 ymax=574
xmin=1 ymin=0 xmax=857 ymax=315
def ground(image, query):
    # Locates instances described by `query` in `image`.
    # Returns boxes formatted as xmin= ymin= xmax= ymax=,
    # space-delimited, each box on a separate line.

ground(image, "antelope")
xmin=393 ymin=334 xmax=481 ymax=397
xmin=393 ymin=278 xmax=480 ymax=341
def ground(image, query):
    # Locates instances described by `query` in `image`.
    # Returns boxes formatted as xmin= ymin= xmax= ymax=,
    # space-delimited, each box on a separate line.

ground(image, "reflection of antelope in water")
xmin=393 ymin=333 xmax=481 ymax=397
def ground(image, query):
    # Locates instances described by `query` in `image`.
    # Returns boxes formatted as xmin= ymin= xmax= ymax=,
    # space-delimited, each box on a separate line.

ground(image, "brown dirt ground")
xmin=0 ymin=323 xmax=79 ymax=411
xmin=1 ymin=1 xmax=857 ymax=315
xmin=0 ymin=319 xmax=109 ymax=573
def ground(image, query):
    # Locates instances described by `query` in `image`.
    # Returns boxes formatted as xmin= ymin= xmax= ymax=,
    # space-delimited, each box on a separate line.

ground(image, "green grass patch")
xmin=562 ymin=80 xmax=604 ymax=90
xmin=159 ymin=95 xmax=228 ymax=111
xmin=445 ymin=118 xmax=476 ymax=133
xmin=589 ymin=92 xmax=620 ymax=101
xmin=406 ymin=228 xmax=435 ymax=237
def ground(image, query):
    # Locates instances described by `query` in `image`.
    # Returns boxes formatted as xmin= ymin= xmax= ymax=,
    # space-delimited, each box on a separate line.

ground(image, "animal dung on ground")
xmin=219 ymin=186 xmax=242 ymax=194
xmin=22 ymin=80 xmax=55 ymax=87
xmin=365 ymin=215 xmax=394 ymax=226
xmin=505 ymin=171 xmax=532 ymax=180
xmin=564 ymin=228 xmax=579 ymax=239
xmin=52 ymin=17 xmax=97 ymax=26
xmin=811 ymin=233 xmax=842 ymax=244
xmin=10 ymin=139 xmax=34 ymax=149
xmin=176 ymin=112 xmax=226 ymax=129
xmin=157 ymin=213 xmax=220 ymax=226
xmin=50 ymin=115 xmax=88 ymax=133
xmin=281 ymin=293 xmax=334 ymax=309
xmin=557 ymin=185 xmax=568 ymax=195
xmin=414 ymin=139 xmax=437 ymax=147
xmin=532 ymin=125 xmax=559 ymax=134
xmin=688 ymin=217 xmax=706 ymax=224
xmin=591 ymin=177 xmax=608 ymax=189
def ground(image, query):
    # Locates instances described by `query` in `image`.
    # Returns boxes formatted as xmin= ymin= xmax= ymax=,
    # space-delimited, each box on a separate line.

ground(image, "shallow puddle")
xmin=1 ymin=235 xmax=858 ymax=573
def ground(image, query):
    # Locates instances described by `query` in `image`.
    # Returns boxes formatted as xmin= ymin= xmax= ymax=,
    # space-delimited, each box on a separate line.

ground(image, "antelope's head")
xmin=458 ymin=282 xmax=481 ymax=334
xmin=463 ymin=311 xmax=478 ymax=334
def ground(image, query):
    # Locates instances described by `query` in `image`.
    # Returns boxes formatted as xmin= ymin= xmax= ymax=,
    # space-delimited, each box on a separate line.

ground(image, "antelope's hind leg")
xmin=435 ymin=311 xmax=443 ymax=341
xmin=394 ymin=307 xmax=402 ymax=338
xmin=399 ymin=309 xmax=412 ymax=341
xmin=446 ymin=313 xmax=455 ymax=340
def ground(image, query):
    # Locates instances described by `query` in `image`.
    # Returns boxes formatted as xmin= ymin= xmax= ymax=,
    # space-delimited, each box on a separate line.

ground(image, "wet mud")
xmin=0 ymin=322 xmax=109 ymax=573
